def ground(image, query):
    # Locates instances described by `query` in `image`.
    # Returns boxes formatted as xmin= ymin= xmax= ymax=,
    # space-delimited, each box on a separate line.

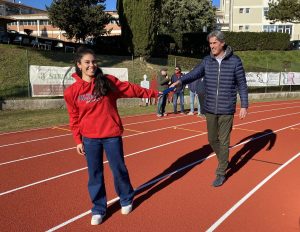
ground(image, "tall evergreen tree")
xmin=159 ymin=0 xmax=216 ymax=34
xmin=47 ymin=0 xmax=111 ymax=42
xmin=267 ymin=0 xmax=300 ymax=23
xmin=117 ymin=0 xmax=161 ymax=57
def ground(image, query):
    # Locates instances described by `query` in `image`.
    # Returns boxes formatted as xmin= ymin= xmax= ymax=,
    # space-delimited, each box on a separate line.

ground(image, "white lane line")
xmin=123 ymin=114 xmax=187 ymax=126
xmin=46 ymin=197 xmax=119 ymax=232
xmin=236 ymin=111 xmax=300 ymax=127
xmin=0 ymin=134 xmax=202 ymax=196
xmin=45 ymin=152 xmax=216 ymax=232
xmin=0 ymin=120 xmax=202 ymax=166
xmin=46 ymin=122 xmax=300 ymax=231
xmin=2 ymin=104 xmax=299 ymax=148
xmin=0 ymin=126 xmax=64 ymax=136
xmin=0 ymin=148 xmax=75 ymax=166
xmin=123 ymin=105 xmax=300 ymax=127
xmin=247 ymin=100 xmax=300 ymax=109
xmin=1 ymin=100 xmax=299 ymax=136
xmin=0 ymin=134 xmax=71 ymax=148
xmin=206 ymin=151 xmax=300 ymax=232
xmin=0 ymin=167 xmax=88 ymax=196
xmin=2 ymin=118 xmax=299 ymax=202
xmin=1 ymin=109 xmax=299 ymax=166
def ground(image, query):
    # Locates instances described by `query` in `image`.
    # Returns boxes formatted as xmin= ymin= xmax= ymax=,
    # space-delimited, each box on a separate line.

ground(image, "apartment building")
xmin=7 ymin=10 xmax=121 ymax=41
xmin=217 ymin=0 xmax=300 ymax=40
xmin=0 ymin=0 xmax=44 ymax=16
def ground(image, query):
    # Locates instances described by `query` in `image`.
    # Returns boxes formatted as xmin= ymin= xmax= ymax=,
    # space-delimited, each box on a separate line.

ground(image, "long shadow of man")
xmin=133 ymin=144 xmax=213 ymax=210
xmin=226 ymin=129 xmax=277 ymax=180
xmin=106 ymin=144 xmax=213 ymax=218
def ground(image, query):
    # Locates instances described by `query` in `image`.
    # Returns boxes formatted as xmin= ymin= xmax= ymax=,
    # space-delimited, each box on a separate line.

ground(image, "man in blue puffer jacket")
xmin=171 ymin=30 xmax=248 ymax=187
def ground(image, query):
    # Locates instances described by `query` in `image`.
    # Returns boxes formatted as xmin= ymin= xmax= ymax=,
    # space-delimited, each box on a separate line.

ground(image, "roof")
xmin=0 ymin=0 xmax=46 ymax=12
xmin=0 ymin=15 xmax=15 ymax=22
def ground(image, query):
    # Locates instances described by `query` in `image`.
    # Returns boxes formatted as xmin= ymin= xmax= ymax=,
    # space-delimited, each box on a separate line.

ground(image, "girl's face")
xmin=77 ymin=53 xmax=97 ymax=78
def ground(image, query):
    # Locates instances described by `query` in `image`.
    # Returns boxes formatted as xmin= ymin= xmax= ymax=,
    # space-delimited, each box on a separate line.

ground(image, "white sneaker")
xmin=91 ymin=214 xmax=105 ymax=225
xmin=121 ymin=204 xmax=133 ymax=215
xmin=187 ymin=111 xmax=194 ymax=115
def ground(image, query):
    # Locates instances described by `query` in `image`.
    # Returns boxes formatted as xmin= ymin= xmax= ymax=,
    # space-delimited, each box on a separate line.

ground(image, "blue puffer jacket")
xmin=180 ymin=46 xmax=248 ymax=115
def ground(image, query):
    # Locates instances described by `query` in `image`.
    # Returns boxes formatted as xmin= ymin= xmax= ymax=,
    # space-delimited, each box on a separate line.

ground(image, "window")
xmin=263 ymin=25 xmax=293 ymax=35
xmin=40 ymin=20 xmax=49 ymax=25
xmin=269 ymin=25 xmax=276 ymax=32
xmin=285 ymin=25 xmax=292 ymax=34
xmin=277 ymin=25 xmax=284 ymax=33
xmin=263 ymin=7 xmax=269 ymax=17
xmin=245 ymin=8 xmax=250 ymax=13
xmin=245 ymin=25 xmax=250 ymax=31
xmin=239 ymin=8 xmax=244 ymax=13
xmin=239 ymin=25 xmax=243 ymax=31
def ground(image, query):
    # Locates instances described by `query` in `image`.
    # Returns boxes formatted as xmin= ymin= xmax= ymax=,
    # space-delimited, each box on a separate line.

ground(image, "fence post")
xmin=132 ymin=54 xmax=135 ymax=83
xmin=26 ymin=49 xmax=31 ymax=97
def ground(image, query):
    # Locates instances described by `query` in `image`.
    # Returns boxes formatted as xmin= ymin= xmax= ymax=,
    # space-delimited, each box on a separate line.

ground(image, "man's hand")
xmin=170 ymin=80 xmax=182 ymax=91
xmin=76 ymin=143 xmax=85 ymax=156
xmin=239 ymin=108 xmax=247 ymax=119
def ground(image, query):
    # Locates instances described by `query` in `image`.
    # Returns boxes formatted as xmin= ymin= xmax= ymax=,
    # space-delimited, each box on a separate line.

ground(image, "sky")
xmin=19 ymin=0 xmax=220 ymax=11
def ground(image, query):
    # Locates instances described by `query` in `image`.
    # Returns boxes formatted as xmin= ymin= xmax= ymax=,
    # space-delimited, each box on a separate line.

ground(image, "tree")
xmin=267 ymin=0 xmax=300 ymax=24
xmin=159 ymin=0 xmax=216 ymax=34
xmin=117 ymin=0 xmax=161 ymax=57
xmin=47 ymin=0 xmax=111 ymax=42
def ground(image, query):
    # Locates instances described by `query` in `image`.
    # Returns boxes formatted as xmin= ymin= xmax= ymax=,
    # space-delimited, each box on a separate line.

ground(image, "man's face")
xmin=209 ymin=36 xmax=225 ymax=57
xmin=161 ymin=70 xmax=167 ymax=76
xmin=175 ymin=67 xmax=181 ymax=74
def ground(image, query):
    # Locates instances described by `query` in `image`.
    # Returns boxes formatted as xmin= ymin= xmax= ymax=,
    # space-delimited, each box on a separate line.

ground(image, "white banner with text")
xmin=30 ymin=65 xmax=128 ymax=97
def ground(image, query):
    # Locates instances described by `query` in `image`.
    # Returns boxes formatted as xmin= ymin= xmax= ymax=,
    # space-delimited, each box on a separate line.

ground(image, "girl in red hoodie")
xmin=64 ymin=47 xmax=158 ymax=225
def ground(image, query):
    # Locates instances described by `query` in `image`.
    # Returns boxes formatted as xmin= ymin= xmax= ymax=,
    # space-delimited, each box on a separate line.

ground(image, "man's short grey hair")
xmin=207 ymin=30 xmax=225 ymax=42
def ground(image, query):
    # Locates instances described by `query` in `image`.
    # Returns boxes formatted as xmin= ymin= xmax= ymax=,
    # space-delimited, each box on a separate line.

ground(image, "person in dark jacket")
xmin=156 ymin=67 xmax=170 ymax=117
xmin=171 ymin=30 xmax=248 ymax=187
xmin=171 ymin=66 xmax=185 ymax=114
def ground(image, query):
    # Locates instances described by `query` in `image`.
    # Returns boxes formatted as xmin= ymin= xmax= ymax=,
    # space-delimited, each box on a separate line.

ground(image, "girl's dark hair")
xmin=74 ymin=46 xmax=114 ymax=98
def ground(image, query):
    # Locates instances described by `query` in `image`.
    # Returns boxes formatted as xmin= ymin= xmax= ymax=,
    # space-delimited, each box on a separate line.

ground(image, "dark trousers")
xmin=157 ymin=94 xmax=167 ymax=115
xmin=205 ymin=113 xmax=234 ymax=176
xmin=83 ymin=136 xmax=134 ymax=215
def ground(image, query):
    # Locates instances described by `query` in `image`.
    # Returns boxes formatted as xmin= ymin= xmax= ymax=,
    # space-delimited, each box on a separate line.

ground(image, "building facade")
xmin=217 ymin=0 xmax=300 ymax=40
xmin=0 ymin=0 xmax=44 ymax=16
xmin=7 ymin=10 xmax=121 ymax=41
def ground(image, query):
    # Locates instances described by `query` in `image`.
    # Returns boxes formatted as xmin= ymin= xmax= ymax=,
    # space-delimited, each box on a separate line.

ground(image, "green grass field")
xmin=1 ymin=44 xmax=300 ymax=98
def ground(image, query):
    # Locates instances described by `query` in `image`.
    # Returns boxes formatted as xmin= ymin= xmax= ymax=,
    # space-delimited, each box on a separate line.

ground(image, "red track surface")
xmin=1 ymin=100 xmax=300 ymax=232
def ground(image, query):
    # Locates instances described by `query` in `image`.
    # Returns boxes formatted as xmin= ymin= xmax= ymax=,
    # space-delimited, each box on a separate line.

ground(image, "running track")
xmin=1 ymin=100 xmax=300 ymax=232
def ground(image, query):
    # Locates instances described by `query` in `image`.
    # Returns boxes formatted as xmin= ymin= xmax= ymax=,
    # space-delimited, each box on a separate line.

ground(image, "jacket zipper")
xmin=215 ymin=61 xmax=221 ymax=114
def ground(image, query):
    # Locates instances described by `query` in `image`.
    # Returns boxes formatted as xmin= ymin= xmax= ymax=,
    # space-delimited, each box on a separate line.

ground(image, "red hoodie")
xmin=64 ymin=73 xmax=159 ymax=144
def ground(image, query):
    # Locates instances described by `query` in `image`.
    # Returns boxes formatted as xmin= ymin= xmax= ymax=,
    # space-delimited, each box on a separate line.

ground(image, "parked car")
xmin=290 ymin=40 xmax=300 ymax=50
xmin=0 ymin=31 xmax=10 ymax=43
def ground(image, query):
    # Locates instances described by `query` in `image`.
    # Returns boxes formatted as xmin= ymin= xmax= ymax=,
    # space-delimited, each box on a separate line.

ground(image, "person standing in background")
xmin=187 ymin=78 xmax=205 ymax=117
xmin=156 ymin=67 xmax=170 ymax=117
xmin=171 ymin=66 xmax=185 ymax=114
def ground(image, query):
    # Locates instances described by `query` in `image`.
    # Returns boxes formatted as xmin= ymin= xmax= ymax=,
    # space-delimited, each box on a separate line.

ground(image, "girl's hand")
xmin=76 ymin=143 xmax=85 ymax=156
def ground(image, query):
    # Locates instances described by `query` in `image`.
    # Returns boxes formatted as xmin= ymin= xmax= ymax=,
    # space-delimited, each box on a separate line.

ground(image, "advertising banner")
xmin=30 ymin=65 xmax=128 ymax=96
